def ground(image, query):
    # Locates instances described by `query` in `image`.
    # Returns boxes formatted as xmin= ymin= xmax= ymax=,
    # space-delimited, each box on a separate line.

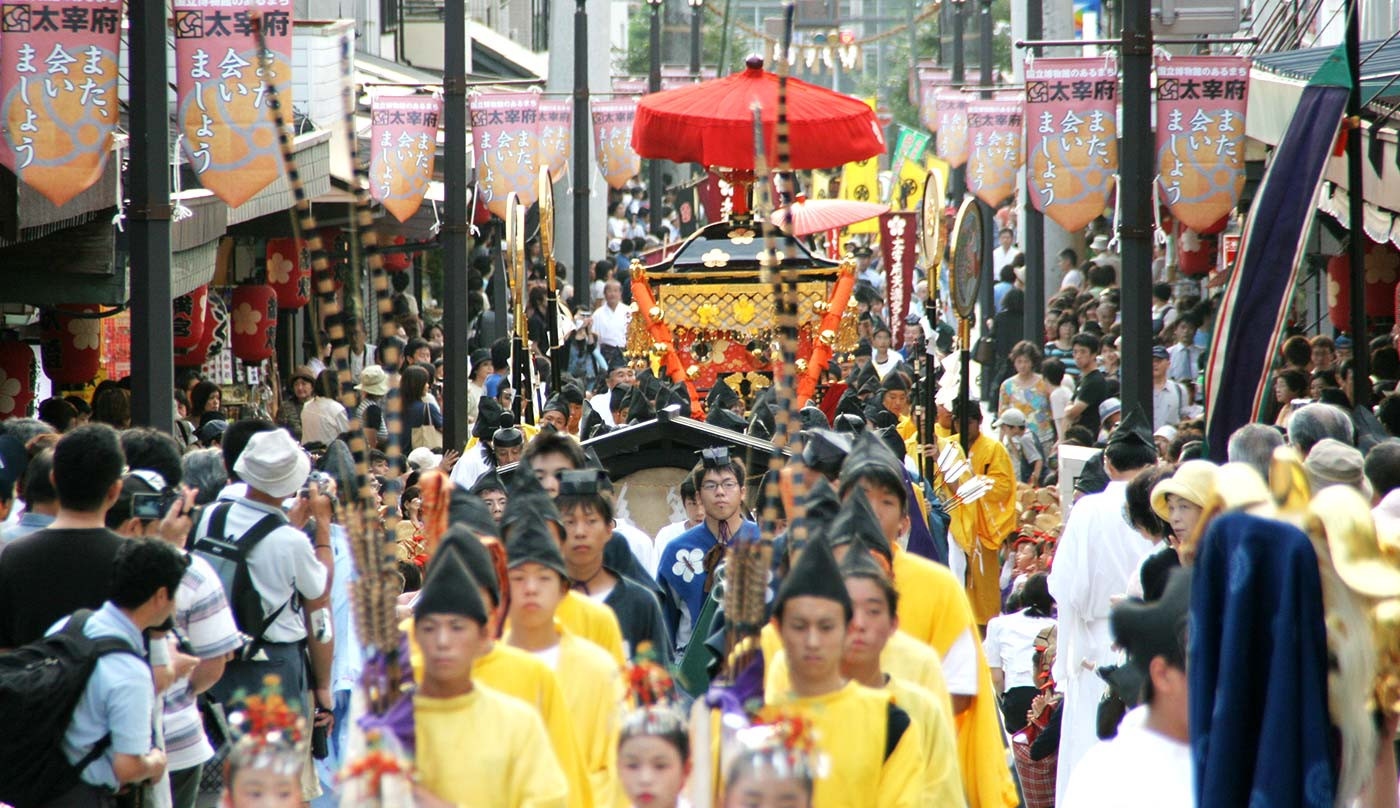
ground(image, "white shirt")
xmin=992 ymin=245 xmax=1018 ymax=274
xmin=1063 ymin=707 xmax=1193 ymax=807
xmin=1050 ymin=385 xmax=1073 ymax=439
xmin=591 ymin=301 xmax=630 ymax=349
xmin=871 ymin=351 xmax=904 ymax=380
xmin=1375 ymin=490 xmax=1400 ymax=537
xmin=983 ymin=609 xmax=1056 ymax=691
xmin=588 ymin=393 xmax=617 ymax=429
xmin=449 ymin=443 xmax=492 ymax=490
xmin=1167 ymin=342 xmax=1204 ymax=383
xmin=195 ymin=498 xmax=329 ymax=643
xmin=300 ymin=396 xmax=349 ymax=446
xmin=1060 ymin=268 xmax=1085 ymax=290
xmin=654 ymin=520 xmax=692 ymax=552
xmin=1152 ymin=379 xmax=1186 ymax=431
xmin=163 ymin=555 xmax=243 ymax=771
xmin=349 ymin=345 xmax=376 ymax=378
xmin=616 ymin=519 xmax=660 ymax=579
xmin=1047 ymin=480 xmax=1155 ymax=806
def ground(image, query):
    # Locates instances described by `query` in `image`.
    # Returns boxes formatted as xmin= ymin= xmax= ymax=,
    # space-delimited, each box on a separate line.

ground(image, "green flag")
xmin=892 ymin=125 xmax=931 ymax=175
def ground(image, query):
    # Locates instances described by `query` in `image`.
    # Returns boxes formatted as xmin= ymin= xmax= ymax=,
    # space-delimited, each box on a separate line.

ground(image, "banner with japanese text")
xmin=917 ymin=68 xmax=950 ymax=132
xmin=590 ymin=98 xmax=640 ymax=190
xmin=934 ymin=90 xmax=968 ymax=168
xmin=893 ymin=158 xmax=925 ymax=211
xmin=173 ymin=0 xmax=292 ymax=208
xmin=369 ymin=94 xmax=440 ymax=223
xmin=2 ymin=0 xmax=123 ymax=205
xmin=966 ymin=100 xmax=1024 ymax=209
xmin=1025 ymin=57 xmax=1118 ymax=232
xmin=839 ymin=157 xmax=879 ymax=233
xmin=908 ymin=62 xmax=943 ymax=104
xmin=891 ymin=125 xmax=931 ymax=175
xmin=880 ymin=212 xmax=917 ymax=348
xmin=699 ymin=172 xmax=736 ymax=222
xmin=537 ymin=98 xmax=571 ymax=182
xmin=1155 ymin=55 xmax=1250 ymax=231
xmin=469 ymin=92 xmax=540 ymax=217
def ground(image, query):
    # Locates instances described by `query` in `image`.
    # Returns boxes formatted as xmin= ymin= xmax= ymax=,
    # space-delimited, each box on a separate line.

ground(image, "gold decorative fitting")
xmin=813 ymin=300 xmax=830 ymax=315
xmin=839 ymin=258 xmax=857 ymax=276
xmin=734 ymin=298 xmax=757 ymax=325
xmin=701 ymin=249 xmax=732 ymax=268
xmin=628 ymin=301 xmax=640 ymax=313
xmin=631 ymin=359 xmax=648 ymax=370
xmin=795 ymin=358 xmax=809 ymax=372
xmin=686 ymin=364 xmax=700 ymax=380
xmin=818 ymin=329 xmax=836 ymax=346
xmin=652 ymin=342 xmax=672 ymax=355
xmin=846 ymin=297 xmax=859 ymax=310
xmin=648 ymin=305 xmax=665 ymax=322
xmin=727 ymin=228 xmax=756 ymax=245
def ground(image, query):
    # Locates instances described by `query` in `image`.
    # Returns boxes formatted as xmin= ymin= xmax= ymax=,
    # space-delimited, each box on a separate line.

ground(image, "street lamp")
xmin=688 ymin=0 xmax=703 ymax=80
xmin=647 ymin=0 xmax=665 ymax=235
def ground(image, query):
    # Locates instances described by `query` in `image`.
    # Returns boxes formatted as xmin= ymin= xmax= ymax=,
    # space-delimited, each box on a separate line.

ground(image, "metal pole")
xmin=1118 ymin=0 xmax=1153 ymax=414
xmin=950 ymin=1 xmax=966 ymax=199
xmin=1347 ymin=0 xmax=1372 ymax=407
xmin=443 ymin=0 xmax=470 ymax=450
xmin=128 ymin=0 xmax=173 ymax=432
xmin=1023 ymin=0 xmax=1045 ymax=345
xmin=977 ymin=0 xmax=995 ymax=404
xmin=690 ymin=1 xmax=703 ymax=78
xmin=573 ymin=0 xmax=592 ymax=308
xmin=649 ymin=0 xmax=664 ymax=236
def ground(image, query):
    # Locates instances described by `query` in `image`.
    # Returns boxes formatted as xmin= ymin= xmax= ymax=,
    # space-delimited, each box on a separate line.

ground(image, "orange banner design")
xmin=1025 ymin=57 xmax=1119 ymax=233
xmin=174 ymin=0 xmax=293 ymax=208
xmin=934 ymin=90 xmax=968 ymax=168
xmin=966 ymin=100 xmax=1024 ymax=209
xmin=2 ymin=0 xmax=123 ymax=205
xmin=1155 ymin=55 xmax=1250 ymax=231
xmin=591 ymin=98 xmax=641 ymax=191
xmin=369 ymin=94 xmax=441 ymax=223
xmin=469 ymin=93 xmax=540 ymax=218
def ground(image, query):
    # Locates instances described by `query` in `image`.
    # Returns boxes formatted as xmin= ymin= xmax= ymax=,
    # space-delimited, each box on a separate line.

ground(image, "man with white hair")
xmin=1227 ymin=423 xmax=1285 ymax=481
xmin=1286 ymin=403 xmax=1354 ymax=457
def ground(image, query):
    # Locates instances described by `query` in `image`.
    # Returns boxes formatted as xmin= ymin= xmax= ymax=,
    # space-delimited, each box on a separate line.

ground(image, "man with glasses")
xmin=655 ymin=448 xmax=758 ymax=654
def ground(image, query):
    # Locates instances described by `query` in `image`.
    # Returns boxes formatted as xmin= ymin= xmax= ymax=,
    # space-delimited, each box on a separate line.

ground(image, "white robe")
xmin=1062 ymin=706 xmax=1194 ymax=807
xmin=1046 ymin=480 xmax=1154 ymax=808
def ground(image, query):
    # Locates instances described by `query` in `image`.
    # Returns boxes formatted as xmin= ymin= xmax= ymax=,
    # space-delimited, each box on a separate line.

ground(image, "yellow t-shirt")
xmin=883 ymin=676 xmax=965 ymax=807
xmin=768 ymin=681 xmax=926 ymax=808
xmin=415 ymin=684 xmax=570 ymax=808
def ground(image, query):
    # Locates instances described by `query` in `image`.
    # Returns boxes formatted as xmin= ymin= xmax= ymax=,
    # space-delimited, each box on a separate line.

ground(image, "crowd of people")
xmin=5 ymin=203 xmax=1400 ymax=808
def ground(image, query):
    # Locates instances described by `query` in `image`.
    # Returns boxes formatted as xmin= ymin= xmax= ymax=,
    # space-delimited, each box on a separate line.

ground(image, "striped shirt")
xmin=163 ymin=554 xmax=243 ymax=771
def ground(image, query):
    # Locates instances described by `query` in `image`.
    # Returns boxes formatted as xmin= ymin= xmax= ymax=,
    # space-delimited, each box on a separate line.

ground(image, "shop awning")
xmin=1249 ymin=38 xmax=1400 ymax=147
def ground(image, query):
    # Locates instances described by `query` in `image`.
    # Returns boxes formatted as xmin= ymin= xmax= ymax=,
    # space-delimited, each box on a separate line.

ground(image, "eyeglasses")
xmin=701 ymin=480 xmax=740 ymax=493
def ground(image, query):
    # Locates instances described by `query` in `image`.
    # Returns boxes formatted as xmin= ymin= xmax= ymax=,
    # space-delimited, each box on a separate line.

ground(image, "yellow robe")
xmin=549 ymin=627 xmax=626 ymax=808
xmin=889 ymin=545 xmax=970 ymax=651
xmin=767 ymin=681 xmax=926 ymax=808
xmin=883 ymin=676 xmax=966 ymax=807
xmin=554 ymin=591 xmax=627 ymax=668
xmin=882 ymin=629 xmax=954 ymax=717
xmin=415 ymin=684 xmax=570 ymax=808
xmin=965 ymin=434 xmax=1017 ymax=626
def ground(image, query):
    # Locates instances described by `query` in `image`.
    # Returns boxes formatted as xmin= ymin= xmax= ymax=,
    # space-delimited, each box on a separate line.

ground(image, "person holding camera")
xmin=191 ymin=427 xmax=334 ymax=803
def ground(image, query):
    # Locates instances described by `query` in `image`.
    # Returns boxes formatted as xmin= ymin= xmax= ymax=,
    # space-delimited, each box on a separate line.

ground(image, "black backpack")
xmin=190 ymin=502 xmax=291 ymax=658
xmin=0 ymin=610 xmax=144 ymax=807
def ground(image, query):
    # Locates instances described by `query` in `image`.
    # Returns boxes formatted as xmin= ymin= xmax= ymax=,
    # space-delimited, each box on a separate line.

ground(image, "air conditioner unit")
xmin=1152 ymin=0 xmax=1242 ymax=35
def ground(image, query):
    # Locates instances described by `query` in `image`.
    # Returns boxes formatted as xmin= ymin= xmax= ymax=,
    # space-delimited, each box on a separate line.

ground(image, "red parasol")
xmin=632 ymin=56 xmax=885 ymax=171
xmin=771 ymin=196 xmax=889 ymax=237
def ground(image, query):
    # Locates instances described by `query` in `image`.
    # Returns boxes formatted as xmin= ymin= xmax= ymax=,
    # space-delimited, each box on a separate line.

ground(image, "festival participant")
xmin=1062 ymin=570 xmax=1193 ymax=806
xmin=219 ymin=677 xmax=307 ymax=808
xmin=720 ymin=718 xmax=818 ymax=808
xmin=837 ymin=538 xmax=965 ymax=805
xmin=555 ymin=469 xmax=672 ymax=664
xmin=870 ymin=325 xmax=906 ymax=380
xmin=653 ymin=477 xmax=703 ymax=551
xmin=983 ymin=573 xmax=1056 ymax=733
xmin=945 ymin=401 xmax=1017 ymax=627
xmin=656 ymin=448 xmax=759 ymax=653
xmin=617 ymin=657 xmax=690 ymax=808
xmin=470 ymin=472 xmax=509 ymax=522
xmin=504 ymin=507 xmax=625 ymax=807
xmin=412 ymin=549 xmax=570 ymax=808
xmin=835 ymin=436 xmax=1017 ymax=808
xmin=764 ymin=536 xmax=925 ymax=806
xmin=1046 ymin=406 xmax=1158 ymax=806
xmin=588 ymin=356 xmax=636 ymax=433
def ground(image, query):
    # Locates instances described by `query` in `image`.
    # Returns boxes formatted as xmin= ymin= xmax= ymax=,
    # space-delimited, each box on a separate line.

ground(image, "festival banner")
xmin=469 ymin=92 xmax=540 ymax=218
xmin=698 ymin=172 xmax=736 ymax=222
xmin=1155 ymin=55 xmax=1250 ymax=232
xmin=966 ymin=100 xmax=1024 ymax=209
xmin=839 ymin=156 xmax=879 ymax=233
xmin=2 ymin=0 xmax=124 ymax=205
xmin=590 ymin=98 xmax=641 ymax=190
xmin=934 ymin=90 xmax=969 ymax=168
xmin=880 ymin=212 xmax=918 ymax=348
xmin=537 ymin=98 xmax=572 ymax=182
xmin=891 ymin=125 xmax=931 ymax=175
xmin=916 ymin=67 xmax=950 ymax=132
xmin=173 ymin=0 xmax=293 ymax=208
xmin=893 ymin=158 xmax=926 ymax=211
xmin=369 ymin=94 xmax=441 ymax=223
xmin=1025 ymin=57 xmax=1118 ymax=233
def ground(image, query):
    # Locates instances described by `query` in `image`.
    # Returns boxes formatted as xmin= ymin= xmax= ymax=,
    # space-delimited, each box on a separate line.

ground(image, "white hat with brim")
xmin=356 ymin=365 xmax=391 ymax=397
xmin=408 ymin=446 xmax=441 ymax=471
xmin=234 ymin=429 xmax=312 ymax=499
xmin=1151 ymin=460 xmax=1220 ymax=522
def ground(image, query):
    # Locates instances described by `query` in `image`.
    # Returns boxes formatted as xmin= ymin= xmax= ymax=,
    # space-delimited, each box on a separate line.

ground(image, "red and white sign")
xmin=370 ymin=94 xmax=441 ymax=223
xmin=880 ymin=212 xmax=918 ymax=349
xmin=1025 ymin=57 xmax=1119 ymax=232
xmin=537 ymin=98 xmax=572 ymax=182
xmin=1155 ymin=55 xmax=1250 ymax=232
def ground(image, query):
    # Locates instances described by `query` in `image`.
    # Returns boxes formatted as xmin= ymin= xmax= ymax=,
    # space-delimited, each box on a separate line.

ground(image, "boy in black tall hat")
xmin=554 ymin=468 xmax=672 ymax=665
xmin=411 ymin=550 xmax=570 ymax=807
xmin=587 ymin=353 xmax=636 ymax=430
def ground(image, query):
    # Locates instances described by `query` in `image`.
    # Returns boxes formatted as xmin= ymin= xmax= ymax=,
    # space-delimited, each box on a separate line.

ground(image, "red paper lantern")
xmin=266 ymin=238 xmax=311 ymax=309
xmin=39 ymin=306 xmax=101 ymax=386
xmin=175 ymin=297 xmax=218 ymax=368
xmin=173 ymin=286 xmax=208 ymax=351
xmin=383 ymin=235 xmax=411 ymax=272
xmin=0 ymin=341 xmax=37 ymax=419
xmin=1178 ymin=230 xmax=1216 ymax=277
xmin=1195 ymin=214 xmax=1230 ymax=236
xmin=229 ymin=285 xmax=279 ymax=363
xmin=1327 ymin=239 xmax=1400 ymax=330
